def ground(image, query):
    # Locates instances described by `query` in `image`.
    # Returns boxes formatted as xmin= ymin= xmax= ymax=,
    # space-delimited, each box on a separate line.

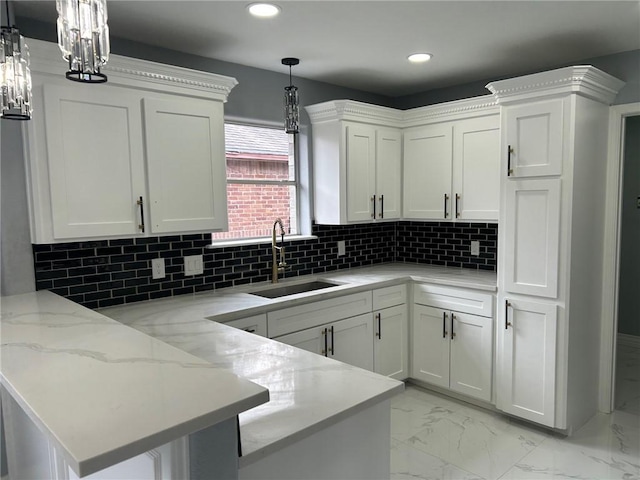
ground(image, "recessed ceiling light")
xmin=247 ymin=3 xmax=281 ymax=18
xmin=408 ymin=53 xmax=433 ymax=63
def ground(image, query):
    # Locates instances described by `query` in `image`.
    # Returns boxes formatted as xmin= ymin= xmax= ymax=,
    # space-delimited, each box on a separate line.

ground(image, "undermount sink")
xmin=250 ymin=280 xmax=340 ymax=299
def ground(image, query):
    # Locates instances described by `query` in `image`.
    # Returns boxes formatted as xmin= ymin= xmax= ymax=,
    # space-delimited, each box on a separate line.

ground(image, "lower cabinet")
xmin=373 ymin=304 xmax=409 ymax=380
xmin=412 ymin=285 xmax=494 ymax=402
xmin=224 ymin=314 xmax=267 ymax=337
xmin=275 ymin=314 xmax=374 ymax=371
xmin=496 ymin=296 xmax=557 ymax=427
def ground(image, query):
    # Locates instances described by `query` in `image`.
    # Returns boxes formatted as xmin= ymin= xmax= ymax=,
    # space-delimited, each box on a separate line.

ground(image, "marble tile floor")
xmin=390 ymin=384 xmax=640 ymax=480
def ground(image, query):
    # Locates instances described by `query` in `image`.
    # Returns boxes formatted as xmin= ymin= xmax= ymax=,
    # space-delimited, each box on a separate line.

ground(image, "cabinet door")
xmin=411 ymin=305 xmax=450 ymax=388
xmin=330 ymin=314 xmax=374 ymax=371
xmin=452 ymin=116 xmax=500 ymax=221
xmin=43 ymin=84 xmax=146 ymax=239
xmin=143 ymin=97 xmax=228 ymax=233
xmin=224 ymin=314 xmax=267 ymax=337
xmin=275 ymin=327 xmax=326 ymax=356
xmin=498 ymin=298 xmax=557 ymax=427
xmin=403 ymin=125 xmax=453 ymax=220
xmin=503 ymin=99 xmax=563 ymax=177
xmin=449 ymin=312 xmax=493 ymax=402
xmin=375 ymin=128 xmax=402 ymax=220
xmin=374 ymin=304 xmax=408 ymax=380
xmin=345 ymin=124 xmax=376 ymax=222
xmin=504 ymin=179 xmax=561 ymax=298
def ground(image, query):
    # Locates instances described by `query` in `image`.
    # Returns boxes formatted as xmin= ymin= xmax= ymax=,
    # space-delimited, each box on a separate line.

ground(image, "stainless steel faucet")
xmin=271 ymin=218 xmax=288 ymax=283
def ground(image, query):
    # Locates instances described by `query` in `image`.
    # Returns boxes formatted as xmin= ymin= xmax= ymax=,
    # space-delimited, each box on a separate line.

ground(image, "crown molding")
xmin=486 ymin=65 xmax=625 ymax=105
xmin=401 ymin=95 xmax=499 ymax=127
xmin=25 ymin=38 xmax=238 ymax=102
xmin=305 ymin=100 xmax=404 ymax=127
xmin=306 ymin=96 xmax=499 ymax=128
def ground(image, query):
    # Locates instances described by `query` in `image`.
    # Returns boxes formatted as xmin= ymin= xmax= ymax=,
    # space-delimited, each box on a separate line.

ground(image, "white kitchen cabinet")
xmin=403 ymin=124 xmax=452 ymax=220
xmin=143 ymin=97 xmax=228 ymax=234
xmin=41 ymin=84 xmax=147 ymax=239
xmin=411 ymin=284 xmax=493 ymax=402
xmin=412 ymin=305 xmax=492 ymax=402
xmin=403 ymin=114 xmax=499 ymax=221
xmin=373 ymin=285 xmax=408 ymax=380
xmin=488 ymin=65 xmax=624 ymax=431
xmin=276 ymin=314 xmax=374 ymax=371
xmin=497 ymin=297 xmax=557 ymax=427
xmin=224 ymin=314 xmax=267 ymax=337
xmin=305 ymin=101 xmax=403 ymax=224
xmin=502 ymin=99 xmax=563 ymax=178
xmin=24 ymin=39 xmax=236 ymax=243
xmin=504 ymin=178 xmax=561 ymax=298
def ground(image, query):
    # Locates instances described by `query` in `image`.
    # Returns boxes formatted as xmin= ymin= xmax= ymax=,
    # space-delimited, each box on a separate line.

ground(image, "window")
xmin=211 ymin=123 xmax=298 ymax=241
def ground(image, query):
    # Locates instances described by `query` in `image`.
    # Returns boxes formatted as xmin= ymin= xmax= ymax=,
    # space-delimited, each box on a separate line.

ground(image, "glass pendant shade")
xmin=284 ymin=85 xmax=299 ymax=134
xmin=281 ymin=57 xmax=300 ymax=134
xmin=0 ymin=26 xmax=32 ymax=120
xmin=56 ymin=0 xmax=110 ymax=83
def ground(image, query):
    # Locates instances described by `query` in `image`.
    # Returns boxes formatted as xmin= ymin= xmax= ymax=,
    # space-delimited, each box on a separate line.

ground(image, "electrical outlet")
xmin=471 ymin=240 xmax=480 ymax=256
xmin=337 ymin=240 xmax=346 ymax=257
xmin=152 ymin=258 xmax=165 ymax=279
xmin=184 ymin=255 xmax=204 ymax=276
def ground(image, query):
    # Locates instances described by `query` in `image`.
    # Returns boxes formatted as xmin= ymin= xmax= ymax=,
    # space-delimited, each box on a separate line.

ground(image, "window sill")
xmin=206 ymin=235 xmax=318 ymax=249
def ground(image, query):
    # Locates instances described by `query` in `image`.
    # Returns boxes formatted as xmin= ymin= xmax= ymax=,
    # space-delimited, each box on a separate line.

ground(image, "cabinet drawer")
xmin=268 ymin=291 xmax=373 ymax=338
xmin=413 ymin=284 xmax=493 ymax=317
xmin=224 ymin=314 xmax=267 ymax=337
xmin=372 ymin=284 xmax=407 ymax=310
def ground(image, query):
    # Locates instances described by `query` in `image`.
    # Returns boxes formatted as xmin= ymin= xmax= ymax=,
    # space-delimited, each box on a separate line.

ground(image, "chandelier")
xmin=281 ymin=57 xmax=300 ymax=134
xmin=1 ymin=2 xmax=32 ymax=120
xmin=56 ymin=0 xmax=110 ymax=83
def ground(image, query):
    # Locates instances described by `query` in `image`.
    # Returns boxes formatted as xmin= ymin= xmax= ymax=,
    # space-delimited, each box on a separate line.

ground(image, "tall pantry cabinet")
xmin=487 ymin=66 xmax=624 ymax=432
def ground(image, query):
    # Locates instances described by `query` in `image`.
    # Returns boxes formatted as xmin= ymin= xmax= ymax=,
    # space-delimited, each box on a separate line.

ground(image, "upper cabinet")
xmin=306 ymin=101 xmax=403 ymax=224
xmin=23 ymin=39 xmax=236 ymax=243
xmin=306 ymin=96 xmax=499 ymax=225
xmin=403 ymin=108 xmax=500 ymax=221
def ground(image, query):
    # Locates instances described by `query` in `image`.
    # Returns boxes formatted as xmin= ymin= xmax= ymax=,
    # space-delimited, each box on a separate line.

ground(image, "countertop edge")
xmin=238 ymin=381 xmax=404 ymax=469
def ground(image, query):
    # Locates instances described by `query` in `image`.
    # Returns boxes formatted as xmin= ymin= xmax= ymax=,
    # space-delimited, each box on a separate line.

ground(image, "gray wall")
xmin=618 ymin=115 xmax=640 ymax=337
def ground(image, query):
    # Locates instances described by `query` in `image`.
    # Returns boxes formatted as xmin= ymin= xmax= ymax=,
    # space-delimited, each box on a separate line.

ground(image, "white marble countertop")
xmin=104 ymin=308 xmax=404 ymax=468
xmin=99 ymin=263 xmax=495 ymax=467
xmin=0 ymin=291 xmax=269 ymax=477
xmin=100 ymin=263 xmax=497 ymax=326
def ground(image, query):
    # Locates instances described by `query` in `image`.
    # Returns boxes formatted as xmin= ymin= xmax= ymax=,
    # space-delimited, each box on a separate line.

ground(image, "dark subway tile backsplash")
xmin=33 ymin=221 xmax=497 ymax=308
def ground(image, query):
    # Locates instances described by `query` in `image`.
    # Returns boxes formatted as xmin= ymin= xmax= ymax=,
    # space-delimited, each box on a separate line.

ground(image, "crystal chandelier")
xmin=281 ymin=57 xmax=299 ymax=134
xmin=1 ymin=2 xmax=33 ymax=120
xmin=56 ymin=0 xmax=110 ymax=83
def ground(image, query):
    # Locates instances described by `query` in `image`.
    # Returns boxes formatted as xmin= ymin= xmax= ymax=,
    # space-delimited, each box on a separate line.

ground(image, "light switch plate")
xmin=152 ymin=258 xmax=165 ymax=279
xmin=337 ymin=240 xmax=346 ymax=257
xmin=184 ymin=255 xmax=204 ymax=276
xmin=471 ymin=241 xmax=480 ymax=256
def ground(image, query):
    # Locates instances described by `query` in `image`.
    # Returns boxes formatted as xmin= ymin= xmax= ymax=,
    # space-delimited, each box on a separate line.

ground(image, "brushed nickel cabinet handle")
xmin=455 ymin=194 xmax=460 ymax=219
xmin=376 ymin=312 xmax=382 ymax=339
xmin=322 ymin=328 xmax=328 ymax=356
xmin=371 ymin=195 xmax=376 ymax=219
xmin=505 ymin=300 xmax=513 ymax=329
xmin=330 ymin=326 xmax=335 ymax=355
xmin=444 ymin=194 xmax=449 ymax=219
xmin=451 ymin=313 xmax=456 ymax=339
xmin=379 ymin=195 xmax=384 ymax=219
xmin=507 ymin=145 xmax=514 ymax=176
xmin=442 ymin=312 xmax=448 ymax=338
xmin=137 ymin=196 xmax=145 ymax=233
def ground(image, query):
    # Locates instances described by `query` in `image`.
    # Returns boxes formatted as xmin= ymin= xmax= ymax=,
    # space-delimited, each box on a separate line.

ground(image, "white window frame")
xmin=208 ymin=119 xmax=313 ymax=248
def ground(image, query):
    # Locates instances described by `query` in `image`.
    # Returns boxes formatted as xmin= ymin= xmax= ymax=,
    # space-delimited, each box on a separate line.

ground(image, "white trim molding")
xmin=598 ymin=102 xmax=640 ymax=413
xmin=26 ymin=38 xmax=238 ymax=102
xmin=486 ymin=65 xmax=625 ymax=105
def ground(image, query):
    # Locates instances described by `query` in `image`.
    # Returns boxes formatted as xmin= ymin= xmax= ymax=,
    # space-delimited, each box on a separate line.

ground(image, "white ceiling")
xmin=13 ymin=0 xmax=640 ymax=97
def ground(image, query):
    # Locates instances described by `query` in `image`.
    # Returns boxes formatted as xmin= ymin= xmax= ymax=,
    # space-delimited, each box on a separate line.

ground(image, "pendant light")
xmin=56 ymin=0 xmax=110 ymax=83
xmin=281 ymin=57 xmax=299 ymax=134
xmin=1 ymin=1 xmax=32 ymax=120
